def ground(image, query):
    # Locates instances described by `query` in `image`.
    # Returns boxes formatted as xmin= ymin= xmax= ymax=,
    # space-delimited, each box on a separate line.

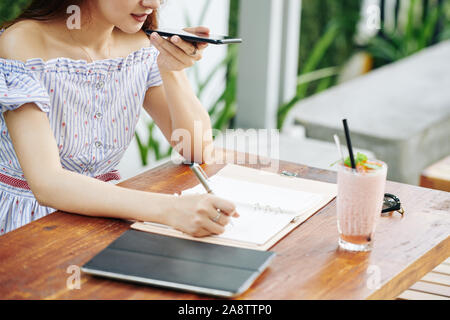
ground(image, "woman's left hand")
xmin=149 ymin=26 xmax=210 ymax=73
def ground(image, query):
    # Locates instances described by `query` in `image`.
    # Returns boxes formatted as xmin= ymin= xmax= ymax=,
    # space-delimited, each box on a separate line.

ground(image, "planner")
xmin=82 ymin=230 xmax=276 ymax=298
xmin=132 ymin=164 xmax=337 ymax=251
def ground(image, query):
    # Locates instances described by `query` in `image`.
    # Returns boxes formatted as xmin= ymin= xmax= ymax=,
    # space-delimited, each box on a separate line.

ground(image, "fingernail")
xmin=151 ymin=32 xmax=158 ymax=40
xmin=172 ymin=36 xmax=179 ymax=43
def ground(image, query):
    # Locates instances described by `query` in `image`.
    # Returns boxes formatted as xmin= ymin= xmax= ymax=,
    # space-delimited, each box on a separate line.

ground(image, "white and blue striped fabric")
xmin=0 ymin=29 xmax=162 ymax=235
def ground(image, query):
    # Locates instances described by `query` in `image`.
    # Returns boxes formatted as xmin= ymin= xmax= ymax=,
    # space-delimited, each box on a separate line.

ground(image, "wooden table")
xmin=0 ymin=152 xmax=449 ymax=300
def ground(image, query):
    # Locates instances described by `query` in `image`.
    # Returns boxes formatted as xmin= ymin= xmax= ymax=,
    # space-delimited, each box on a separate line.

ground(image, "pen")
xmin=189 ymin=163 xmax=235 ymax=226
xmin=190 ymin=163 xmax=214 ymax=194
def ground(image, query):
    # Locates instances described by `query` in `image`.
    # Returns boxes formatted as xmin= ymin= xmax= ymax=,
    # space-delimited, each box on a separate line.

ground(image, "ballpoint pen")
xmin=189 ymin=163 xmax=235 ymax=226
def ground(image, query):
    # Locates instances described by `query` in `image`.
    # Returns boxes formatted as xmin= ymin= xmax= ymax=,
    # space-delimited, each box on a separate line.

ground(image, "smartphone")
xmin=145 ymin=28 xmax=242 ymax=45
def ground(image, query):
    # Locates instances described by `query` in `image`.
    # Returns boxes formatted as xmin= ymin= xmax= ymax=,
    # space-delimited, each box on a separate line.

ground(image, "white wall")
xmin=118 ymin=0 xmax=230 ymax=181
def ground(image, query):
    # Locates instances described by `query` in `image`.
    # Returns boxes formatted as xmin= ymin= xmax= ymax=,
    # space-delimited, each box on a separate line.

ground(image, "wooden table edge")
xmin=368 ymin=235 xmax=450 ymax=300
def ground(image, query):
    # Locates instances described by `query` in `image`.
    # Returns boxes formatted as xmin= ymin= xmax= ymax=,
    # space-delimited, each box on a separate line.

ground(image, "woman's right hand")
xmin=167 ymin=194 xmax=239 ymax=237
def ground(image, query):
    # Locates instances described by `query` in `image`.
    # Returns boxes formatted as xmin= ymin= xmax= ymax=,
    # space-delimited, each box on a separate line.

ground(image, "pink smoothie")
xmin=337 ymin=161 xmax=387 ymax=247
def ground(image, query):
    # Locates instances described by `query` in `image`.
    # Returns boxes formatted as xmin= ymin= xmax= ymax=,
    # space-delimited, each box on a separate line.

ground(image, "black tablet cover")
xmin=82 ymin=230 xmax=276 ymax=297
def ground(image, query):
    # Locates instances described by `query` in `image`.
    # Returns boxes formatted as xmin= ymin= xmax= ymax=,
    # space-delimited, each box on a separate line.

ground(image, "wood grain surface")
xmin=0 ymin=150 xmax=448 ymax=300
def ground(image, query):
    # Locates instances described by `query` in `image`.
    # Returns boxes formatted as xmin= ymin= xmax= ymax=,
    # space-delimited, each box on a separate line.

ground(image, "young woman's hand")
xmin=167 ymin=193 xmax=239 ymax=237
xmin=149 ymin=26 xmax=210 ymax=73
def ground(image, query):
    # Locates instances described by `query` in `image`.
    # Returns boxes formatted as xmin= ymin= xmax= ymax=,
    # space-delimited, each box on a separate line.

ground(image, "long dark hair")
xmin=0 ymin=0 xmax=159 ymax=30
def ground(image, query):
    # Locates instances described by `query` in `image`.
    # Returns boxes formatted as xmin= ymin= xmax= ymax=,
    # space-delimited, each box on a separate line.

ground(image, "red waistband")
xmin=0 ymin=170 xmax=121 ymax=190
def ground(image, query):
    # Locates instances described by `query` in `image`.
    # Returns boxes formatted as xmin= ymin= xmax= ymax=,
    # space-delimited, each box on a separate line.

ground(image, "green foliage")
xmin=277 ymin=21 xmax=343 ymax=129
xmin=364 ymin=0 xmax=448 ymax=67
xmin=277 ymin=1 xmax=362 ymax=130
xmin=278 ymin=0 xmax=449 ymax=130
xmin=299 ymin=0 xmax=361 ymax=75
xmin=0 ymin=0 xmax=31 ymax=26
xmin=211 ymin=0 xmax=240 ymax=132
xmin=135 ymin=122 xmax=172 ymax=166
xmin=344 ymin=152 xmax=368 ymax=168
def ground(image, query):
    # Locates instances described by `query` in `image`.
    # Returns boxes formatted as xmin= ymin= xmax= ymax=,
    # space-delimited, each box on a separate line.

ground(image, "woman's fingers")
xmin=208 ymin=209 xmax=231 ymax=227
xmin=150 ymin=32 xmax=208 ymax=68
xmin=192 ymin=227 xmax=213 ymax=238
xmin=210 ymin=196 xmax=239 ymax=218
xmin=151 ymin=40 xmax=185 ymax=71
xmin=181 ymin=25 xmax=210 ymax=55
xmin=170 ymin=36 xmax=208 ymax=61
xmin=150 ymin=33 xmax=192 ymax=65
xmin=202 ymin=217 xmax=226 ymax=235
xmin=170 ymin=36 xmax=203 ymax=59
xmin=149 ymin=29 xmax=210 ymax=73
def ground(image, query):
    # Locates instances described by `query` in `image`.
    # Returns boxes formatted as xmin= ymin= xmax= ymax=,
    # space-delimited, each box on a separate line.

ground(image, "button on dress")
xmin=0 ymin=29 xmax=163 ymax=234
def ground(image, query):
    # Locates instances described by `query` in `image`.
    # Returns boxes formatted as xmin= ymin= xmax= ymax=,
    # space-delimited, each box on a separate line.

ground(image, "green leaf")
xmin=330 ymin=159 xmax=341 ymax=167
xmin=344 ymin=157 xmax=352 ymax=168
xmin=315 ymin=75 xmax=335 ymax=94
xmin=134 ymin=132 xmax=149 ymax=166
xmin=296 ymin=21 xmax=341 ymax=99
xmin=297 ymin=66 xmax=340 ymax=85
xmin=366 ymin=36 xmax=400 ymax=62
xmin=405 ymin=0 xmax=423 ymax=56
xmin=277 ymin=95 xmax=301 ymax=129
xmin=0 ymin=0 xmax=32 ymax=26
xmin=197 ymin=46 xmax=237 ymax=98
xmin=208 ymin=91 xmax=226 ymax=117
xmin=355 ymin=152 xmax=368 ymax=163
xmin=418 ymin=6 xmax=440 ymax=50
xmin=405 ymin=0 xmax=418 ymax=46
xmin=277 ymin=22 xmax=341 ymax=129
xmin=342 ymin=152 xmax=368 ymax=168
xmin=439 ymin=27 xmax=450 ymax=41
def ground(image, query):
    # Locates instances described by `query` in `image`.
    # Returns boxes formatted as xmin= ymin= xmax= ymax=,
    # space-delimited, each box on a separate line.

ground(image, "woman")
xmin=0 ymin=0 xmax=238 ymax=235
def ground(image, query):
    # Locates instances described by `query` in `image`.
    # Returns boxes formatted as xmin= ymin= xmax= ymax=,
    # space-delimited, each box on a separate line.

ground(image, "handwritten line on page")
xmin=146 ymin=175 xmax=323 ymax=246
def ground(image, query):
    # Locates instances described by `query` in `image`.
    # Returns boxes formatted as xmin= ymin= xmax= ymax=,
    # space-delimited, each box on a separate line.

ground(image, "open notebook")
xmin=132 ymin=164 xmax=337 ymax=251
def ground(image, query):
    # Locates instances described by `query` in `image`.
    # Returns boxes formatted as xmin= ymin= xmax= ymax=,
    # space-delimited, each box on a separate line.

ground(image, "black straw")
xmin=342 ymin=119 xmax=356 ymax=169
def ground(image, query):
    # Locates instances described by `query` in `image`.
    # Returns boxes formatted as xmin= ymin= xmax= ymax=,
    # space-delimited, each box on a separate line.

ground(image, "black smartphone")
xmin=145 ymin=28 xmax=242 ymax=45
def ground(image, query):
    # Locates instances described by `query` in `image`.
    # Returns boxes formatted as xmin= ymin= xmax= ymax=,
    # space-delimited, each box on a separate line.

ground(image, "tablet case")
xmin=81 ymin=230 xmax=276 ymax=298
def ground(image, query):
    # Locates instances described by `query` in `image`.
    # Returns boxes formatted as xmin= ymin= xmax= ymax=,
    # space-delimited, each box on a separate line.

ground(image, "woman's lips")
xmin=131 ymin=14 xmax=148 ymax=23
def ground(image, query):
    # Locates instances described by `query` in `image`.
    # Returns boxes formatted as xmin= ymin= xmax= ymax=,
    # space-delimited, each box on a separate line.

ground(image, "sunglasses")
xmin=382 ymin=193 xmax=404 ymax=216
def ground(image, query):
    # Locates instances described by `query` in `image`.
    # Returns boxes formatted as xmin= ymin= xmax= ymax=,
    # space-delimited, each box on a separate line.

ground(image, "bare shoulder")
xmin=0 ymin=20 xmax=46 ymax=61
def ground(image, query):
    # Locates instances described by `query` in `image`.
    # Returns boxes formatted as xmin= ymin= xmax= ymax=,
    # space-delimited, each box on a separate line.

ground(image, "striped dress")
xmin=0 ymin=29 xmax=162 ymax=235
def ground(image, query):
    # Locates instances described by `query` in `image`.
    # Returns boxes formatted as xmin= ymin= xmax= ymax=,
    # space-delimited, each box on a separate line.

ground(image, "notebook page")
xmin=183 ymin=175 xmax=323 ymax=214
xmin=181 ymin=176 xmax=323 ymax=245
xmin=212 ymin=204 xmax=295 ymax=244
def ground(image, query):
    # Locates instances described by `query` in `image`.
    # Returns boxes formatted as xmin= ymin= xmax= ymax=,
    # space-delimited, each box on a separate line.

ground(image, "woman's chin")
xmin=116 ymin=24 xmax=143 ymax=34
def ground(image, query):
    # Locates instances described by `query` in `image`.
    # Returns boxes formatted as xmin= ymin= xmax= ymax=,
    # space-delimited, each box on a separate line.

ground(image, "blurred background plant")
xmin=277 ymin=0 xmax=362 ymax=129
xmin=364 ymin=0 xmax=450 ymax=68
xmin=2 ymin=0 xmax=449 ymax=165
xmin=277 ymin=0 xmax=450 ymax=130
xmin=0 ymin=0 xmax=31 ymax=26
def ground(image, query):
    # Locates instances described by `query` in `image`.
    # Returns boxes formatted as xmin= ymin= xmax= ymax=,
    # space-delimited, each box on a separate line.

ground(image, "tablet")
xmin=82 ymin=230 xmax=275 ymax=298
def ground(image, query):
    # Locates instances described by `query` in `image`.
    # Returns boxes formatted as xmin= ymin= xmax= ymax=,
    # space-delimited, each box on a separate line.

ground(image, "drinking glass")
xmin=337 ymin=161 xmax=388 ymax=252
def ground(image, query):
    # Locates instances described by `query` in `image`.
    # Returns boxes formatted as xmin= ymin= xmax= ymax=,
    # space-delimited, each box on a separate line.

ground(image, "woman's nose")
xmin=141 ymin=0 xmax=160 ymax=9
